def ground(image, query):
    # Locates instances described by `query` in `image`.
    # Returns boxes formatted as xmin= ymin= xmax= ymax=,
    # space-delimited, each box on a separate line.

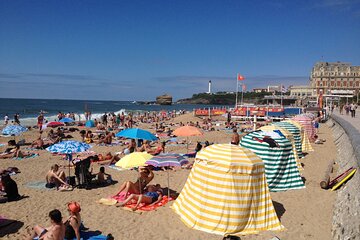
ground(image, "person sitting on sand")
xmin=64 ymin=201 xmax=81 ymax=240
xmin=122 ymin=139 xmax=136 ymax=155
xmin=45 ymin=164 xmax=69 ymax=189
xmin=84 ymin=130 xmax=93 ymax=144
xmin=116 ymin=184 xmax=163 ymax=211
xmin=27 ymin=209 xmax=65 ymax=240
xmin=47 ymin=129 xmax=61 ymax=144
xmin=97 ymin=131 xmax=113 ymax=145
xmin=137 ymin=140 xmax=152 ymax=153
xmin=31 ymin=137 xmax=45 ymax=149
xmin=0 ymin=173 xmax=21 ymax=203
xmin=114 ymin=167 xmax=154 ymax=200
xmin=231 ymin=128 xmax=240 ymax=145
xmin=94 ymin=167 xmax=112 ymax=184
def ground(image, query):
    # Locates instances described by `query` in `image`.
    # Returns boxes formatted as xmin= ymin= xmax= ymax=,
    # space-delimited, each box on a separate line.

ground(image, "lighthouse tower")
xmin=207 ymin=80 xmax=212 ymax=94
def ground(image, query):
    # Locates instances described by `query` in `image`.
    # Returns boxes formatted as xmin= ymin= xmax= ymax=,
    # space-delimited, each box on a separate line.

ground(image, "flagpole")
xmin=235 ymin=74 xmax=239 ymax=108
xmin=241 ymin=83 xmax=244 ymax=105
xmin=280 ymin=84 xmax=283 ymax=107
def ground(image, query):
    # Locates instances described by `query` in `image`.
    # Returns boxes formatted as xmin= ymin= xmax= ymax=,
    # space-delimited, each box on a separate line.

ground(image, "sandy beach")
xmin=0 ymin=112 xmax=337 ymax=240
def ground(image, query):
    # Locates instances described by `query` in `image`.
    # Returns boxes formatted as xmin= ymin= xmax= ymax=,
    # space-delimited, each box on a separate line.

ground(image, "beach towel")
xmin=34 ymin=230 xmax=108 ymax=240
xmin=24 ymin=181 xmax=52 ymax=190
xmin=13 ymin=153 xmax=39 ymax=160
xmin=107 ymin=165 xmax=126 ymax=171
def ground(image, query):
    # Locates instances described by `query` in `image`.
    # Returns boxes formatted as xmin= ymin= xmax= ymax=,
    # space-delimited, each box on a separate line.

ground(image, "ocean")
xmin=0 ymin=98 xmax=229 ymax=126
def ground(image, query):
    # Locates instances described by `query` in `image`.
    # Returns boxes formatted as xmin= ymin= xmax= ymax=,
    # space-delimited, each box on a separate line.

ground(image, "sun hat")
xmin=67 ymin=201 xmax=81 ymax=213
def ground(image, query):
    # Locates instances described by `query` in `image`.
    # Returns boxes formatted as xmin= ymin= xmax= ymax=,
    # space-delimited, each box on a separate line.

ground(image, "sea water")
xmin=0 ymin=98 xmax=228 ymax=126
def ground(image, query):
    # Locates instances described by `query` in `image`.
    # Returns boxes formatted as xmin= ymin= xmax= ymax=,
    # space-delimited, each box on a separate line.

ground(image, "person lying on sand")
xmin=46 ymin=164 xmax=70 ymax=190
xmin=31 ymin=137 xmax=45 ymax=149
xmin=114 ymin=167 xmax=154 ymax=198
xmin=26 ymin=209 xmax=65 ymax=240
xmin=147 ymin=141 xmax=165 ymax=155
xmin=115 ymin=184 xmax=163 ymax=211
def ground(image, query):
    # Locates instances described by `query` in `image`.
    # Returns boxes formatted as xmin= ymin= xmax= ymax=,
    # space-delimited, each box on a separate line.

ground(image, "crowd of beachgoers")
xmin=0 ymin=107 xmax=341 ymax=240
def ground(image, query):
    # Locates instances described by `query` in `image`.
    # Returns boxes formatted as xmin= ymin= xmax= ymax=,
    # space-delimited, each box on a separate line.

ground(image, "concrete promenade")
xmin=329 ymin=109 xmax=360 ymax=240
xmin=331 ymin=109 xmax=360 ymax=167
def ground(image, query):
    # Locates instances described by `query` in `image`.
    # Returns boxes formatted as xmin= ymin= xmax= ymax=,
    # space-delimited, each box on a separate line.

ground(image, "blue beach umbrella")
xmin=115 ymin=128 xmax=157 ymax=141
xmin=146 ymin=153 xmax=189 ymax=199
xmin=2 ymin=125 xmax=28 ymax=136
xmin=46 ymin=140 xmax=92 ymax=182
xmin=46 ymin=140 xmax=91 ymax=154
xmin=59 ymin=117 xmax=75 ymax=123
xmin=85 ymin=120 xmax=95 ymax=128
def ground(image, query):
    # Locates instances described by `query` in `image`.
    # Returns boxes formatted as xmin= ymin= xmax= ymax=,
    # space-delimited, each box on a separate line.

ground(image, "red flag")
xmin=237 ymin=73 xmax=245 ymax=81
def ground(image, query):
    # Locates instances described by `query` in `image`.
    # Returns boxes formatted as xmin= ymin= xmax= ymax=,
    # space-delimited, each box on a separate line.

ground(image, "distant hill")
xmin=177 ymin=92 xmax=273 ymax=105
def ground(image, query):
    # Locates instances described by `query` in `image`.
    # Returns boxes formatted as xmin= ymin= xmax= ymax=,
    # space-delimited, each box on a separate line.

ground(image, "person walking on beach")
xmin=14 ymin=113 xmax=20 ymax=125
xmin=37 ymin=113 xmax=44 ymax=132
xmin=4 ymin=114 xmax=9 ymax=125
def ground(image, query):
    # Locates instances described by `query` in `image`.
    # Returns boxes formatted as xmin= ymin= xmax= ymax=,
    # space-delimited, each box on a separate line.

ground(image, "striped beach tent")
xmin=286 ymin=120 xmax=314 ymax=152
xmin=273 ymin=121 xmax=304 ymax=157
xmin=259 ymin=124 xmax=302 ymax=164
xmin=172 ymin=144 xmax=284 ymax=236
xmin=292 ymin=115 xmax=315 ymax=142
xmin=240 ymin=130 xmax=305 ymax=192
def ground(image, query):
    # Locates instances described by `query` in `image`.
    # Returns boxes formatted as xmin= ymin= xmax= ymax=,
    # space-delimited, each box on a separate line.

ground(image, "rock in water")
xmin=156 ymin=94 xmax=172 ymax=105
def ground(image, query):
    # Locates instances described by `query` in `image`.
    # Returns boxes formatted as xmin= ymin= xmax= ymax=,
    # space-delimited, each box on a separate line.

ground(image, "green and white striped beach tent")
xmin=240 ymin=130 xmax=305 ymax=192
xmin=273 ymin=121 xmax=304 ymax=157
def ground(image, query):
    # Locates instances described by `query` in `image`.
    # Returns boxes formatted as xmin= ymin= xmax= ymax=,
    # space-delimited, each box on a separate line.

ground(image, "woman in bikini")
xmin=116 ymin=184 xmax=163 ymax=211
xmin=64 ymin=201 xmax=81 ymax=240
xmin=114 ymin=167 xmax=154 ymax=200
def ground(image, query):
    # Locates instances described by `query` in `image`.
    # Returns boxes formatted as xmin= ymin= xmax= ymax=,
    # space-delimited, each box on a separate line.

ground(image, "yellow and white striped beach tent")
xmin=285 ymin=120 xmax=313 ymax=152
xmin=172 ymin=144 xmax=284 ymax=236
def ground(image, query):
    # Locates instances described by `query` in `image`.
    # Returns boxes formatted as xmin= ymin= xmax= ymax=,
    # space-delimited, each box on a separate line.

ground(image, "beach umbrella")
xmin=240 ymin=130 xmax=305 ymax=192
xmin=285 ymin=120 xmax=313 ymax=152
xmin=146 ymin=153 xmax=189 ymax=199
xmin=85 ymin=120 xmax=95 ymax=128
xmin=1 ymin=125 xmax=28 ymax=136
xmin=46 ymin=140 xmax=92 ymax=154
xmin=59 ymin=117 xmax=75 ymax=123
xmin=46 ymin=140 xmax=92 ymax=181
xmin=115 ymin=152 xmax=153 ymax=168
xmin=115 ymin=128 xmax=157 ymax=141
xmin=173 ymin=125 xmax=203 ymax=137
xmin=173 ymin=126 xmax=203 ymax=152
xmin=172 ymin=144 xmax=284 ymax=236
xmin=46 ymin=121 xmax=64 ymax=128
xmin=115 ymin=152 xmax=153 ymax=194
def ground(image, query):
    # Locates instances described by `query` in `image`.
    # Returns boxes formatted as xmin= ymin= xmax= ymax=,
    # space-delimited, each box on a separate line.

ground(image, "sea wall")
xmin=328 ymin=116 xmax=360 ymax=240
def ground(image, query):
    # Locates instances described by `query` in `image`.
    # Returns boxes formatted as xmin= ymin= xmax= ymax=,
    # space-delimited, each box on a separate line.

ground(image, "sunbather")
xmin=46 ymin=164 xmax=69 ymax=189
xmin=26 ymin=209 xmax=65 ymax=240
xmin=31 ymin=137 xmax=45 ymax=149
xmin=64 ymin=201 xmax=81 ymax=240
xmin=114 ymin=167 xmax=154 ymax=199
xmin=116 ymin=184 xmax=163 ymax=211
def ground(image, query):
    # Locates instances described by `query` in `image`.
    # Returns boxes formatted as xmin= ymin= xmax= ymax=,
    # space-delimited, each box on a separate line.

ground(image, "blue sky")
xmin=1 ymin=0 xmax=360 ymax=101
